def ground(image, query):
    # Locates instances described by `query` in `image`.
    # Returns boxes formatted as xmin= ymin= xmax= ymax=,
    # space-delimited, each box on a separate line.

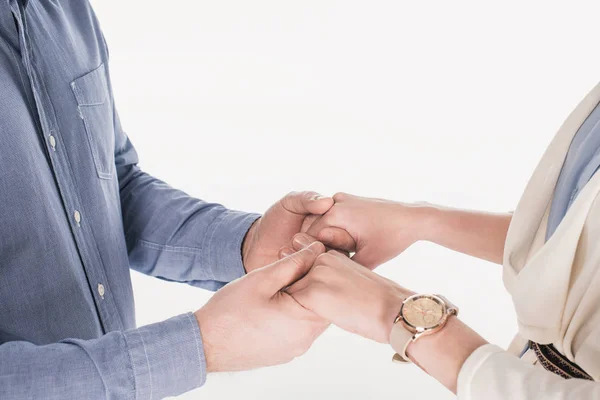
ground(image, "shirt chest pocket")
xmin=70 ymin=64 xmax=115 ymax=180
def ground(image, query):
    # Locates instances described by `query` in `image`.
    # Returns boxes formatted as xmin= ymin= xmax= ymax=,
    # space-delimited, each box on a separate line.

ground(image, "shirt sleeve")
xmin=0 ymin=313 xmax=206 ymax=400
xmin=99 ymin=28 xmax=260 ymax=290
xmin=113 ymin=108 xmax=260 ymax=291
xmin=457 ymin=344 xmax=600 ymax=400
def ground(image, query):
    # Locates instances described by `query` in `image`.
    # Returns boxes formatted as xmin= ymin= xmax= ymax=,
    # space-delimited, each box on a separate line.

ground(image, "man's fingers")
xmin=292 ymin=233 xmax=320 ymax=251
xmin=292 ymin=232 xmax=353 ymax=257
xmin=285 ymin=275 xmax=309 ymax=296
xmin=278 ymin=246 xmax=295 ymax=259
xmin=317 ymin=228 xmax=356 ymax=252
xmin=298 ymin=226 xmax=357 ymax=252
xmin=300 ymin=214 xmax=320 ymax=233
xmin=261 ymin=241 xmax=325 ymax=292
xmin=280 ymin=191 xmax=334 ymax=216
xmin=304 ymin=215 xmax=356 ymax=252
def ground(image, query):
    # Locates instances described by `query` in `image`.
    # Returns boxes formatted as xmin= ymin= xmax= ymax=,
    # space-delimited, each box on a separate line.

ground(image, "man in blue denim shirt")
xmin=0 ymin=1 xmax=346 ymax=398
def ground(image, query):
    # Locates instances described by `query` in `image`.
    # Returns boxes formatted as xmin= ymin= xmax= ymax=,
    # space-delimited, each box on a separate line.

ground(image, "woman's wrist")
xmin=381 ymin=286 xmax=488 ymax=393
xmin=400 ymin=203 xmax=512 ymax=265
xmin=381 ymin=288 xmax=415 ymax=343
xmin=393 ymin=202 xmax=442 ymax=244
xmin=406 ymin=316 xmax=488 ymax=393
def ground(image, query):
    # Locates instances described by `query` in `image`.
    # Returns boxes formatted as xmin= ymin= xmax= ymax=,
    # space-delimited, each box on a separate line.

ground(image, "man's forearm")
xmin=120 ymin=165 xmax=259 ymax=289
xmin=0 ymin=314 xmax=205 ymax=399
xmin=418 ymin=205 xmax=512 ymax=265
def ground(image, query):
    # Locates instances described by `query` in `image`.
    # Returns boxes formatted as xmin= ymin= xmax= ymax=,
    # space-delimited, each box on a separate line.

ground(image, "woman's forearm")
xmin=406 ymin=316 xmax=488 ymax=393
xmin=300 ymin=194 xmax=513 ymax=268
xmin=407 ymin=315 xmax=600 ymax=399
xmin=418 ymin=205 xmax=512 ymax=265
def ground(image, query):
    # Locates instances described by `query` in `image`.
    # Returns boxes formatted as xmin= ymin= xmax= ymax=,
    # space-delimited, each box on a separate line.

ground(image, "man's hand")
xmin=195 ymin=242 xmax=329 ymax=372
xmin=242 ymin=191 xmax=352 ymax=273
xmin=287 ymin=248 xmax=413 ymax=344
xmin=297 ymin=193 xmax=435 ymax=269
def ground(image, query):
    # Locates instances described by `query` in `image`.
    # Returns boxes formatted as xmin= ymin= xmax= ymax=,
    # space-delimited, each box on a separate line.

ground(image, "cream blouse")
xmin=457 ymin=83 xmax=600 ymax=399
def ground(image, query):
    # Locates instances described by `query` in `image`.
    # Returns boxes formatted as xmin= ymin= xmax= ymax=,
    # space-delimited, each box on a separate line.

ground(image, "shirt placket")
xmin=9 ymin=0 xmax=123 ymax=333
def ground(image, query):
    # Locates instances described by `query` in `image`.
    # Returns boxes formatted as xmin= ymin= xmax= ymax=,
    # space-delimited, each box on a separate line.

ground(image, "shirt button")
xmin=49 ymin=135 xmax=56 ymax=151
xmin=74 ymin=210 xmax=81 ymax=226
xmin=97 ymin=283 xmax=105 ymax=298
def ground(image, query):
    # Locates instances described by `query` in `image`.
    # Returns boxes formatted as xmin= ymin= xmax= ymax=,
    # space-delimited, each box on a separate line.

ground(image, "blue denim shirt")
xmin=0 ymin=1 xmax=259 ymax=398
xmin=546 ymin=102 xmax=600 ymax=240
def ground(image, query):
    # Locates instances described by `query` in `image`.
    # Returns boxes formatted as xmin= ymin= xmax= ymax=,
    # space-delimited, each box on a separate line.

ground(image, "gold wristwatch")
xmin=390 ymin=294 xmax=458 ymax=363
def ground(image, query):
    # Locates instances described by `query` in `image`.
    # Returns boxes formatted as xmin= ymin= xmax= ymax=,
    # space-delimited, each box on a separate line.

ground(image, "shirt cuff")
xmin=456 ymin=344 xmax=506 ymax=400
xmin=123 ymin=313 xmax=206 ymax=400
xmin=204 ymin=210 xmax=261 ymax=283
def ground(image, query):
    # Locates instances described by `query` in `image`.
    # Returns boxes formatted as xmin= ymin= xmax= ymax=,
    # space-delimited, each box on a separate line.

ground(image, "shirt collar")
xmin=8 ymin=0 xmax=28 ymax=9
xmin=12 ymin=0 xmax=28 ymax=8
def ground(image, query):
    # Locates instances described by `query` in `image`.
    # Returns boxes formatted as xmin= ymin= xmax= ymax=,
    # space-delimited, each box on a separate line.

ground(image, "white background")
xmin=93 ymin=1 xmax=600 ymax=399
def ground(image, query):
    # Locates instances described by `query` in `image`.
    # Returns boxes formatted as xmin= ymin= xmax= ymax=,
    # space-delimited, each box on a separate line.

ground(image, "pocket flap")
xmin=71 ymin=64 xmax=109 ymax=106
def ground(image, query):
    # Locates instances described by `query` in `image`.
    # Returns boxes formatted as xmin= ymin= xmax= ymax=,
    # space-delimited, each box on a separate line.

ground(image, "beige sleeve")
xmin=457 ymin=344 xmax=600 ymax=400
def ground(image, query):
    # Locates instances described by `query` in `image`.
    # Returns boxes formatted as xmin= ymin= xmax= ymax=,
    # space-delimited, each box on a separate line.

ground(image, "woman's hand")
xmin=298 ymin=193 xmax=436 ymax=269
xmin=287 ymin=248 xmax=413 ymax=343
xmin=292 ymin=193 xmax=512 ymax=267
xmin=287 ymin=244 xmax=488 ymax=394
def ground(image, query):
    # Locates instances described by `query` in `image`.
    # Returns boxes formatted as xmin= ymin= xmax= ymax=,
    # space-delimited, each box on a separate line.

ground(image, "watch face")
xmin=401 ymin=295 xmax=445 ymax=329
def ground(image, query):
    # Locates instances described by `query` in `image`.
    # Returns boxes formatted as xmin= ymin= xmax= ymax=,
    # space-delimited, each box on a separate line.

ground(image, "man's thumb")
xmin=262 ymin=242 xmax=325 ymax=292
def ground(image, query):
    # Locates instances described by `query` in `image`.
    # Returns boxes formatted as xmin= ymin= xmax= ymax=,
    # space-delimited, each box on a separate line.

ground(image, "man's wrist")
xmin=241 ymin=217 xmax=260 ymax=273
xmin=194 ymin=308 xmax=219 ymax=373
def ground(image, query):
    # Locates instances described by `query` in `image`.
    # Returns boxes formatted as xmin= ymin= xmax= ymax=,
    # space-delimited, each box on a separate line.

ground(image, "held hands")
xmin=287 ymin=247 xmax=413 ymax=344
xmin=280 ymin=192 xmax=425 ymax=344
xmin=198 ymin=192 xmax=426 ymax=372
xmin=296 ymin=193 xmax=435 ymax=269
xmin=199 ymin=191 xmax=484 ymax=393
xmin=195 ymin=242 xmax=328 ymax=372
xmin=279 ymin=196 xmax=488 ymax=395
xmin=241 ymin=191 xmax=353 ymax=273
xmin=197 ymin=241 xmax=412 ymax=375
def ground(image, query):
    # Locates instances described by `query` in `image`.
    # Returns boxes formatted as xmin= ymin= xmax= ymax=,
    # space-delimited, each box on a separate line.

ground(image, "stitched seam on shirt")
xmin=138 ymin=239 xmax=203 ymax=255
xmin=71 ymin=64 xmax=109 ymax=106
xmin=122 ymin=332 xmax=140 ymax=400
xmin=35 ymin=62 xmax=125 ymax=331
xmin=67 ymin=340 xmax=110 ymax=398
xmin=78 ymin=100 xmax=108 ymax=107
xmin=187 ymin=313 xmax=205 ymax=385
xmin=202 ymin=212 xmax=228 ymax=281
xmin=19 ymin=0 xmax=126 ymax=334
xmin=77 ymin=104 xmax=114 ymax=180
xmin=44 ymin=65 xmax=123 ymax=324
xmin=136 ymin=330 xmax=153 ymax=400
xmin=87 ymin=221 xmax=126 ymax=328
xmin=7 ymin=45 xmax=37 ymax=114
xmin=70 ymin=67 xmax=114 ymax=180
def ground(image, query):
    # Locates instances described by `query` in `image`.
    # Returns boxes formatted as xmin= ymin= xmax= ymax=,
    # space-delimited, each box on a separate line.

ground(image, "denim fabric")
xmin=547 ymin=102 xmax=600 ymax=240
xmin=0 ymin=1 xmax=259 ymax=398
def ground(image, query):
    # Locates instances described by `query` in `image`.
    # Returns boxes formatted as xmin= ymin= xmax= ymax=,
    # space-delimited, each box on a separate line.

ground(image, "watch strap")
xmin=390 ymin=322 xmax=414 ymax=363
